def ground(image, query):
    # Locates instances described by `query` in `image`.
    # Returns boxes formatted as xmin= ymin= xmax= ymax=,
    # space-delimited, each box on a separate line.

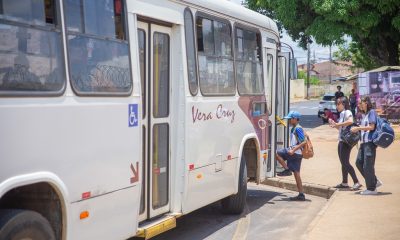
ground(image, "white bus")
xmin=0 ymin=0 xmax=293 ymax=239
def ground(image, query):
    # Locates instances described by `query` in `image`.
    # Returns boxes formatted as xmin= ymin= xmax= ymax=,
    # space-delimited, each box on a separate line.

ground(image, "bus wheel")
xmin=0 ymin=209 xmax=55 ymax=240
xmin=221 ymin=155 xmax=247 ymax=214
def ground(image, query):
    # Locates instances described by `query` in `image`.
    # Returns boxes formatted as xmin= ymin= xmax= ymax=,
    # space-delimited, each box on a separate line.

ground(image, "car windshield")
xmin=323 ymin=95 xmax=335 ymax=101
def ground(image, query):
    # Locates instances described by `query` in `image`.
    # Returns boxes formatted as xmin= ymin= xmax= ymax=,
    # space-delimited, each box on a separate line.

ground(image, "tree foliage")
xmin=333 ymin=42 xmax=379 ymax=70
xmin=246 ymin=0 xmax=400 ymax=66
xmin=298 ymin=70 xmax=320 ymax=85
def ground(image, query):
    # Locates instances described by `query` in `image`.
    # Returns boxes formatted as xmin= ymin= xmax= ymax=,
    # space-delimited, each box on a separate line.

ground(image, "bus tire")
xmin=0 ymin=209 xmax=55 ymax=240
xmin=221 ymin=155 xmax=247 ymax=214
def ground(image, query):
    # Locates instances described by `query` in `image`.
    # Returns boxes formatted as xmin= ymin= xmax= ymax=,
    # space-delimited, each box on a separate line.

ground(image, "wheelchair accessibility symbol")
xmin=128 ymin=104 xmax=138 ymax=127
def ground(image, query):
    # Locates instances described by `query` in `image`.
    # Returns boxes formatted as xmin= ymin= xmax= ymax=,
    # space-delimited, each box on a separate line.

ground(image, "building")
xmin=298 ymin=60 xmax=361 ymax=83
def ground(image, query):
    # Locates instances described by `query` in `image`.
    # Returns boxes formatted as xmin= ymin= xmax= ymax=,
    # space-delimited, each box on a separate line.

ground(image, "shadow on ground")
xmin=129 ymin=189 xmax=282 ymax=240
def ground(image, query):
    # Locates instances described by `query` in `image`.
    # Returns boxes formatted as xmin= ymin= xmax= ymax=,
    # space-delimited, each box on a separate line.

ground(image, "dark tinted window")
xmin=184 ymin=8 xmax=198 ymax=95
xmin=0 ymin=0 xmax=65 ymax=94
xmin=323 ymin=95 xmax=335 ymax=101
xmin=65 ymin=0 xmax=132 ymax=95
xmin=153 ymin=32 xmax=169 ymax=118
xmin=65 ymin=0 xmax=125 ymax=40
xmin=67 ymin=36 xmax=131 ymax=93
xmin=235 ymin=27 xmax=263 ymax=95
xmin=0 ymin=0 xmax=55 ymax=25
xmin=138 ymin=29 xmax=146 ymax=118
xmin=196 ymin=16 xmax=234 ymax=95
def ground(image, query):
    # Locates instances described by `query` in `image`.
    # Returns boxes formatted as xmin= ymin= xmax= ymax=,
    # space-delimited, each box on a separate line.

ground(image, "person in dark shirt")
xmin=349 ymin=89 xmax=358 ymax=117
xmin=335 ymin=85 xmax=344 ymax=99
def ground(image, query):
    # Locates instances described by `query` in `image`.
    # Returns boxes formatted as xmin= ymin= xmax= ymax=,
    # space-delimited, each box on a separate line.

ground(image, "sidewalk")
xmin=278 ymin=124 xmax=400 ymax=240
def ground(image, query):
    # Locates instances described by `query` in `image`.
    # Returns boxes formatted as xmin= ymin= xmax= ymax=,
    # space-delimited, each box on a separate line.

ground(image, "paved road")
xmin=290 ymin=100 xmax=323 ymax=130
xmin=146 ymin=184 xmax=327 ymax=240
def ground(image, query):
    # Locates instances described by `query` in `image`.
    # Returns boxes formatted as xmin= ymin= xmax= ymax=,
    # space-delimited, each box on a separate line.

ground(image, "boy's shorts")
xmin=277 ymin=148 xmax=302 ymax=172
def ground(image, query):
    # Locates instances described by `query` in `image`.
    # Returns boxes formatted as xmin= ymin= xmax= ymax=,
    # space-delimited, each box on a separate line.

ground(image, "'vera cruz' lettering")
xmin=216 ymin=104 xmax=235 ymax=123
xmin=192 ymin=106 xmax=213 ymax=123
xmin=192 ymin=105 xmax=235 ymax=123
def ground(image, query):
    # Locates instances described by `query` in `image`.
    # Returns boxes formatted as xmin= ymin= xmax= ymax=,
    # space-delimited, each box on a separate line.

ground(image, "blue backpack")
xmin=371 ymin=116 xmax=395 ymax=148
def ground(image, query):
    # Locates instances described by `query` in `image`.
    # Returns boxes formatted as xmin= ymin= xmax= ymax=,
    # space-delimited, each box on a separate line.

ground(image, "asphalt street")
xmin=147 ymin=184 xmax=327 ymax=240
xmin=290 ymin=100 xmax=323 ymax=130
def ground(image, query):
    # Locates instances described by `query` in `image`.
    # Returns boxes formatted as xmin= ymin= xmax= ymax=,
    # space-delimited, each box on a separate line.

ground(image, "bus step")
xmin=136 ymin=213 xmax=182 ymax=239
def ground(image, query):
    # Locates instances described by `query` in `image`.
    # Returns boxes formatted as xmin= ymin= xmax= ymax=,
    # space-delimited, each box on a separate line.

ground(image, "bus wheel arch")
xmin=0 ymin=182 xmax=65 ymax=240
xmin=242 ymin=138 xmax=260 ymax=182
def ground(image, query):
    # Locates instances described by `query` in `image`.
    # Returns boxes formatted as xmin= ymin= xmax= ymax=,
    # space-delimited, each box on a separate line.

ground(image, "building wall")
xmin=290 ymin=79 xmax=305 ymax=99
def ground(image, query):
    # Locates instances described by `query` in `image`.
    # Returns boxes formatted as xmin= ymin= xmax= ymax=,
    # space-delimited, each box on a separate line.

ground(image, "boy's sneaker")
xmin=352 ymin=182 xmax=362 ymax=190
xmin=290 ymin=193 xmax=306 ymax=201
xmin=277 ymin=169 xmax=292 ymax=176
xmin=360 ymin=189 xmax=378 ymax=195
xmin=376 ymin=179 xmax=383 ymax=188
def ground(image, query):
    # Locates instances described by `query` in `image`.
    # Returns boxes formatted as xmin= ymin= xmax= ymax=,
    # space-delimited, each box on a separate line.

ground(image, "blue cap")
xmin=283 ymin=111 xmax=301 ymax=119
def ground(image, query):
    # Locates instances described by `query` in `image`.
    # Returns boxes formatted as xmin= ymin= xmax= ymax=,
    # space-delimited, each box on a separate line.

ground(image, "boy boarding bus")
xmin=0 ymin=0 xmax=292 ymax=239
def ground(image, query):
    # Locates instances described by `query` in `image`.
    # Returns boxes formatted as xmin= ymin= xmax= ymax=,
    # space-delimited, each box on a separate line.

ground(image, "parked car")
xmin=318 ymin=94 xmax=338 ymax=121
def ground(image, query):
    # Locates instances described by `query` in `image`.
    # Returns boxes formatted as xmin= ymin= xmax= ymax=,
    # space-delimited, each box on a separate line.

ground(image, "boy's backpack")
xmin=302 ymin=132 xmax=314 ymax=159
xmin=371 ymin=116 xmax=395 ymax=148
xmin=294 ymin=127 xmax=314 ymax=159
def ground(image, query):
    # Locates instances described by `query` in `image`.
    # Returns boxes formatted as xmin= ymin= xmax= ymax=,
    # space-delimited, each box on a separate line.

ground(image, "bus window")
xmin=235 ymin=27 xmax=263 ymax=95
xmin=196 ymin=16 xmax=234 ymax=96
xmin=184 ymin=8 xmax=198 ymax=96
xmin=266 ymin=54 xmax=273 ymax=114
xmin=0 ymin=0 xmax=65 ymax=95
xmin=138 ymin=29 xmax=146 ymax=118
xmin=153 ymin=32 xmax=170 ymax=118
xmin=65 ymin=0 xmax=132 ymax=95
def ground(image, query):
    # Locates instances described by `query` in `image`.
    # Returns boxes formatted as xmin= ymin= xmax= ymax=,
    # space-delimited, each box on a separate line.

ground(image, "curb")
xmin=303 ymin=189 xmax=339 ymax=239
xmin=261 ymin=177 xmax=336 ymax=199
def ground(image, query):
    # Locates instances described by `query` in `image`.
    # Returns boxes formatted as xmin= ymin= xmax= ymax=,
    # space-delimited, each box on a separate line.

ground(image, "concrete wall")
xmin=290 ymin=79 xmax=305 ymax=99
xmin=305 ymin=81 xmax=355 ymax=98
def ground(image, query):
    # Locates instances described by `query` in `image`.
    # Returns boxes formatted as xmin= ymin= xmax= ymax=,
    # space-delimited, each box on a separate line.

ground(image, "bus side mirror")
xmin=290 ymin=58 xmax=298 ymax=80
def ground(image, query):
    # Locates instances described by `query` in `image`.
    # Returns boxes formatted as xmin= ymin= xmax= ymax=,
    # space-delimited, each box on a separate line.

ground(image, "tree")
xmin=333 ymin=42 xmax=379 ymax=70
xmin=246 ymin=0 xmax=400 ymax=66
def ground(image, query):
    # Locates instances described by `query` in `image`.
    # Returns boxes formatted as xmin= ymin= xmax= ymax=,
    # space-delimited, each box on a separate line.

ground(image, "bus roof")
xmin=177 ymin=0 xmax=279 ymax=37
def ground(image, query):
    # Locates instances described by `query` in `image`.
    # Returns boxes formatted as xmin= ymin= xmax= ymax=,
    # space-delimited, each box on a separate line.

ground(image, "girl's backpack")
xmin=371 ymin=116 xmax=395 ymax=148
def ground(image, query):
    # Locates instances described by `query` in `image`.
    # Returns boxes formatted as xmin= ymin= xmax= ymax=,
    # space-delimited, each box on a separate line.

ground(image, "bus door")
xmin=275 ymin=52 xmax=290 ymax=170
xmin=264 ymin=47 xmax=276 ymax=177
xmin=138 ymin=21 xmax=171 ymax=220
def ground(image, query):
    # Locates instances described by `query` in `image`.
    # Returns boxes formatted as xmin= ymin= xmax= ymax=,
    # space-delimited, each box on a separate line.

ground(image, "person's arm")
xmin=290 ymin=140 xmax=307 ymax=154
xmin=289 ymin=128 xmax=307 ymax=155
xmin=351 ymin=110 xmax=377 ymax=133
xmin=351 ymin=124 xmax=375 ymax=132
xmin=331 ymin=111 xmax=353 ymax=129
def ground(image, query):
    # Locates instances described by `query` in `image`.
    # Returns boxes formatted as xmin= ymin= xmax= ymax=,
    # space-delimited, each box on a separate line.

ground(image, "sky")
xmin=229 ymin=0 xmax=337 ymax=64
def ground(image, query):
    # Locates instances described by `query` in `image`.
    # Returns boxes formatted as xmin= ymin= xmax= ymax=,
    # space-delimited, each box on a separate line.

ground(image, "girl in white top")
xmin=329 ymin=97 xmax=361 ymax=190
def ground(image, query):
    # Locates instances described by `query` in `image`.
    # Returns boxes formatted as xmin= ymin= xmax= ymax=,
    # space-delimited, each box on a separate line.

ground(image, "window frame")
xmin=183 ymin=7 xmax=198 ymax=96
xmin=195 ymin=11 xmax=236 ymax=97
xmin=64 ymin=0 xmax=133 ymax=97
xmin=152 ymin=31 xmax=170 ymax=119
xmin=234 ymin=23 xmax=264 ymax=96
xmin=0 ymin=0 xmax=66 ymax=97
xmin=266 ymin=53 xmax=274 ymax=116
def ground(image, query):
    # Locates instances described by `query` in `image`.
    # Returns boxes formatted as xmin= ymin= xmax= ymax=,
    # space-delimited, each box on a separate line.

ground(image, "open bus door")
xmin=272 ymin=52 xmax=291 ymax=175
xmin=263 ymin=47 xmax=275 ymax=178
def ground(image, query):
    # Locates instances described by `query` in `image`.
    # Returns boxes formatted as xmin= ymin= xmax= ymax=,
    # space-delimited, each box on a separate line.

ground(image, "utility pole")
xmin=329 ymin=45 xmax=332 ymax=84
xmin=306 ymin=41 xmax=311 ymax=99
